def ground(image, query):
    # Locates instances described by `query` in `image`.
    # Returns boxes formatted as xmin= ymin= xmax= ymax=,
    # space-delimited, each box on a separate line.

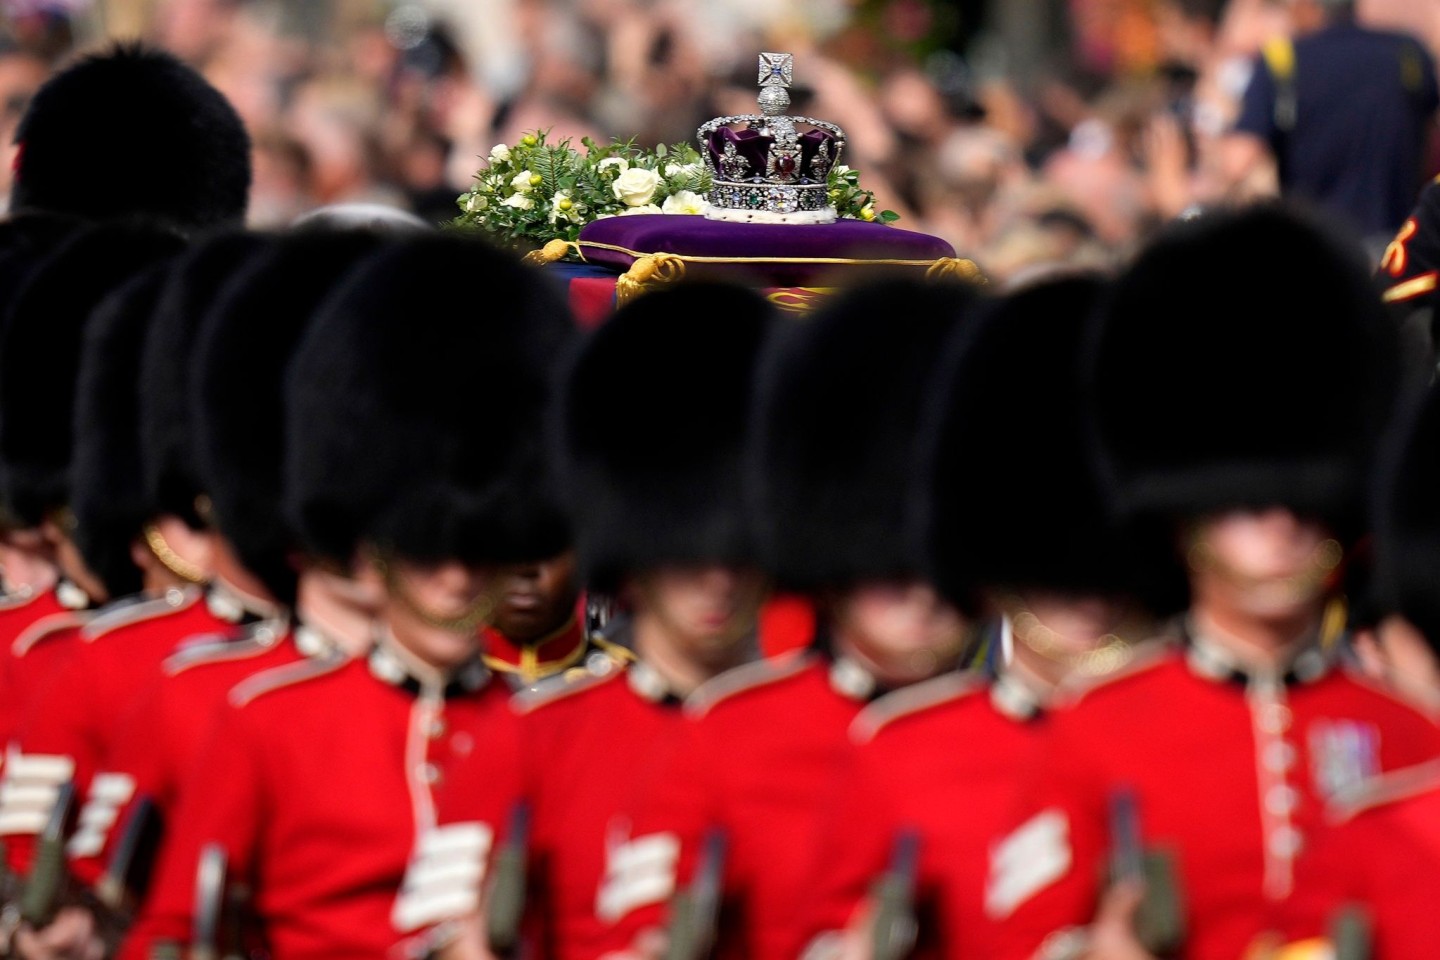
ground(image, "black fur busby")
xmin=1089 ymin=203 xmax=1398 ymax=528
xmin=10 ymin=43 xmax=251 ymax=233
xmin=140 ymin=232 xmax=273 ymax=529
xmin=71 ymin=268 xmax=170 ymax=598
xmin=1375 ymin=383 xmax=1440 ymax=650
xmin=922 ymin=274 xmax=1183 ymax=611
xmin=557 ymin=282 xmax=776 ymax=592
xmin=193 ymin=229 xmax=391 ymax=604
xmin=749 ymin=278 xmax=980 ymax=592
xmin=285 ymin=235 xmax=576 ymax=568
xmin=0 ymin=221 xmax=185 ymax=527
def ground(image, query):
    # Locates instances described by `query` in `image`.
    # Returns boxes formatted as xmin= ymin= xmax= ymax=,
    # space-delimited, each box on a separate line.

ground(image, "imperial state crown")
xmin=697 ymin=53 xmax=846 ymax=224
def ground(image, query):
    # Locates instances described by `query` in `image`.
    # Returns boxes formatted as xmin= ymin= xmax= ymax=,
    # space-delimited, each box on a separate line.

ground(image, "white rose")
xmin=661 ymin=190 xmax=708 ymax=215
xmin=549 ymin=190 xmax=583 ymax=224
xmin=490 ymin=143 xmax=511 ymax=163
xmin=502 ymin=194 xmax=534 ymax=210
xmin=511 ymin=170 xmax=536 ymax=194
xmin=620 ymin=204 xmax=662 ymax=216
xmin=464 ymin=192 xmax=488 ymax=213
xmin=612 ymin=167 xmax=661 ymax=207
xmin=598 ymin=157 xmax=629 ymax=177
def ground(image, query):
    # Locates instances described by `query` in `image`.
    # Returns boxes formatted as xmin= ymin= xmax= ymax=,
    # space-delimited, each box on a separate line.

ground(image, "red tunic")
xmin=1268 ymin=759 xmax=1440 ymax=959
xmin=0 ymin=586 xmax=95 ymax=872
xmin=480 ymin=607 xmax=603 ymax=691
xmin=68 ymin=620 xmax=334 ymax=890
xmin=802 ymin=671 xmax=1050 ymax=960
xmin=15 ymin=587 xmax=253 ymax=808
xmin=616 ymin=651 xmax=878 ymax=960
xmin=0 ymin=582 xmax=92 ymax=754
xmin=988 ymin=638 xmax=1440 ymax=960
xmin=123 ymin=644 xmax=522 ymax=960
xmin=463 ymin=656 xmax=690 ymax=960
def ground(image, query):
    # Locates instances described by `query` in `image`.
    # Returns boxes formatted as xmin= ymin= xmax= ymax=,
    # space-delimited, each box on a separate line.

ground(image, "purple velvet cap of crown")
xmin=578 ymin=215 xmax=957 ymax=286
xmin=708 ymin=127 xmax=838 ymax=182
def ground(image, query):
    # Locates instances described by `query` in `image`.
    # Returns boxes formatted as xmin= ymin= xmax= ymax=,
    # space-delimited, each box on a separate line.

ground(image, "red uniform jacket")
xmin=481 ymin=609 xmax=615 ymax=693
xmin=989 ymin=638 xmax=1440 ymax=960
xmin=70 ymin=620 xmax=340 ymax=891
xmin=16 ymin=587 xmax=255 ymax=812
xmin=0 ymin=582 xmax=93 ymax=754
xmin=0 ymin=583 xmax=95 ymax=872
xmin=124 ymin=643 xmax=521 ymax=960
xmin=803 ymin=671 xmax=1050 ymax=960
xmin=467 ymin=655 xmax=690 ymax=960
xmin=617 ymin=651 xmax=880 ymax=960
xmin=1269 ymin=758 xmax=1440 ymax=959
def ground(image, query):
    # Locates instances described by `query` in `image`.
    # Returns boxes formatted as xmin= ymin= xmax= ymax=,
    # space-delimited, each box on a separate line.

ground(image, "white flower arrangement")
xmin=451 ymin=129 xmax=896 ymax=255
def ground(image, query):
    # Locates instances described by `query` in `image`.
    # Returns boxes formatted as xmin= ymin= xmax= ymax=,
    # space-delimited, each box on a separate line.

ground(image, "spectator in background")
xmin=1222 ymin=0 xmax=1439 ymax=257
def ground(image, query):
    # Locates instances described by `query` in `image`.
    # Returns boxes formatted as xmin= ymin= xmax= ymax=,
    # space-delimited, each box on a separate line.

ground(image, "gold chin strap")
xmin=376 ymin=552 xmax=499 ymax=635
xmin=1003 ymin=596 xmax=1141 ymax=679
xmin=1187 ymin=536 xmax=1344 ymax=601
xmin=143 ymin=523 xmax=208 ymax=585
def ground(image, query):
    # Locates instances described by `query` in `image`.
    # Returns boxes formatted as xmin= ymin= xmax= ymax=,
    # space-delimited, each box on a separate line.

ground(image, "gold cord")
xmin=142 ymin=523 xmax=209 ymax=584
xmin=1005 ymin=597 xmax=1139 ymax=678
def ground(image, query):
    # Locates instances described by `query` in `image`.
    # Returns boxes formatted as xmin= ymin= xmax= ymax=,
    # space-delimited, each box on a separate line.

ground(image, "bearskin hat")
xmin=10 ymin=43 xmax=251 ymax=233
xmin=285 ymin=235 xmax=576 ymax=568
xmin=0 ymin=220 xmax=185 ymax=527
xmin=748 ymin=277 xmax=980 ymax=592
xmin=1089 ymin=203 xmax=1397 ymax=528
xmin=193 ymin=229 xmax=391 ymax=604
xmin=923 ymin=273 xmax=1184 ymax=612
xmin=71 ymin=268 xmax=170 ymax=598
xmin=139 ymin=232 xmax=273 ymax=528
xmin=556 ymin=281 xmax=776 ymax=593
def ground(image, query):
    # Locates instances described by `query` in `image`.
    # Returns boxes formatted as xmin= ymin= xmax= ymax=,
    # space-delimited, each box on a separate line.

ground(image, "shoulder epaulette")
xmin=514 ymin=665 xmax=624 ymax=714
xmin=1052 ymin=638 xmax=1177 ymax=709
xmin=1334 ymin=663 xmax=1440 ymax=723
xmin=163 ymin=621 xmax=285 ymax=676
xmin=81 ymin=589 xmax=199 ymax=641
xmin=12 ymin=611 xmax=92 ymax=656
xmin=685 ymin=650 xmax=816 ymax=718
xmin=850 ymin=672 xmax=985 ymax=744
xmin=1328 ymin=758 xmax=1440 ymax=825
xmin=228 ymin=654 xmax=349 ymax=708
xmin=0 ymin=588 xmax=42 ymax=613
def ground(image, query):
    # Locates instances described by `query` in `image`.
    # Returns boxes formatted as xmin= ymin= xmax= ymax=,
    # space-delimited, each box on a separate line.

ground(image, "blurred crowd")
xmin=1 ymin=0 xmax=1437 ymax=285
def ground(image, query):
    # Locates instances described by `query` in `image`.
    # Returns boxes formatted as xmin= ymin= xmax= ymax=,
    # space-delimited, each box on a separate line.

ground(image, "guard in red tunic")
xmin=798 ymin=274 xmax=1182 ymax=960
xmin=126 ymin=234 xmax=576 ymax=960
xmin=1252 ymin=376 xmax=1440 ymax=960
xmin=13 ymin=234 xmax=276 ymax=808
xmin=986 ymin=206 xmax=1440 ymax=960
xmin=0 ymin=222 xmax=185 ymax=882
xmin=430 ymin=281 xmax=777 ymax=960
xmin=63 ymin=229 xmax=405 ymax=937
xmin=604 ymin=278 xmax=985 ymax=960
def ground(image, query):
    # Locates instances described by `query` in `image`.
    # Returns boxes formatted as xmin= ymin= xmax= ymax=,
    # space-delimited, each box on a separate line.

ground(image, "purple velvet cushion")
xmin=577 ymin=215 xmax=958 ymax=286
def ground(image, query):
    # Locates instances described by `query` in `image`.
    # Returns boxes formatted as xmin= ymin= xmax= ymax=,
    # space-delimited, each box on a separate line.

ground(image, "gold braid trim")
xmin=143 ymin=524 xmax=209 ymax=585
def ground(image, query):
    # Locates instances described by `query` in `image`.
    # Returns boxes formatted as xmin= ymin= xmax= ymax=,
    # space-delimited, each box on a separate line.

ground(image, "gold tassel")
xmin=615 ymin=254 xmax=686 ymax=307
xmin=926 ymin=257 xmax=987 ymax=284
xmin=522 ymin=239 xmax=576 ymax=266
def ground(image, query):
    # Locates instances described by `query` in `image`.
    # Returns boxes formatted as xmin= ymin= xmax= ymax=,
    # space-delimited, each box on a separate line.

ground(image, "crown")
xmin=697 ymin=53 xmax=847 ymax=224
